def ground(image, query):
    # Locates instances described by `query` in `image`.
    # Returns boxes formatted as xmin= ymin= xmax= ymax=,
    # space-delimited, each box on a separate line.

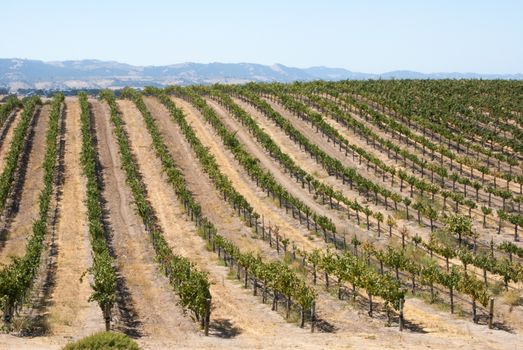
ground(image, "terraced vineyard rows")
xmin=0 ymin=80 xmax=522 ymax=349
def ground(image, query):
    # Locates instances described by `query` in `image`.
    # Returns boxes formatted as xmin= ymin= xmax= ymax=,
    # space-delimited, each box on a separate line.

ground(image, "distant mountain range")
xmin=1 ymin=58 xmax=522 ymax=91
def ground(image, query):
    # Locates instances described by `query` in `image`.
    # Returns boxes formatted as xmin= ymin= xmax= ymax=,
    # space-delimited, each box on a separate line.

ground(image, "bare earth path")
xmin=169 ymin=96 xmax=327 ymax=253
xmin=0 ymin=96 xmax=521 ymax=350
xmin=0 ymin=109 xmax=22 ymax=171
xmin=141 ymin=96 xmax=522 ymax=349
xmin=122 ymin=98 xmax=325 ymax=349
xmin=141 ymin=97 xmax=380 ymax=337
xmin=0 ymin=105 xmax=49 ymax=264
xmin=205 ymin=98 xmax=357 ymax=236
xmin=92 ymin=99 xmax=200 ymax=347
xmin=46 ymin=98 xmax=102 ymax=340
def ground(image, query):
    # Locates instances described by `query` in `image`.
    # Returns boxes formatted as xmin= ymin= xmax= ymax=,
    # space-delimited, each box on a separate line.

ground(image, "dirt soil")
xmin=45 ymin=98 xmax=102 ymax=340
xmin=0 ymin=109 xmax=22 ymax=171
xmin=155 ymin=96 xmax=523 ymax=349
xmin=0 ymin=96 xmax=521 ymax=350
xmin=232 ymin=98 xmax=412 ymax=243
xmin=136 ymin=97 xmax=400 ymax=344
xmin=0 ymin=105 xmax=49 ymax=264
xmin=92 ymin=99 xmax=199 ymax=346
xmin=134 ymin=97 xmax=322 ymax=347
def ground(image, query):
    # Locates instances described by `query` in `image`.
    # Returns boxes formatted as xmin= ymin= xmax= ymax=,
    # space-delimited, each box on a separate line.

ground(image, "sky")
xmin=1 ymin=0 xmax=522 ymax=74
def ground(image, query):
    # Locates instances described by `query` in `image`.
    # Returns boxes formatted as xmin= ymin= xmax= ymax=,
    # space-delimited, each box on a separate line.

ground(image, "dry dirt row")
xmin=121 ymin=98 xmax=321 ymax=349
xmin=0 ymin=109 xmax=21 ymax=170
xmin=139 ymin=96 xmax=412 ymax=342
xmin=91 ymin=99 xmax=198 ymax=346
xmin=232 ymin=97 xmax=423 ymax=244
xmin=0 ymin=110 xmax=22 ymax=172
xmin=45 ymin=98 xmax=102 ymax=340
xmin=346 ymin=94 xmax=522 ymax=194
xmin=163 ymin=97 xmax=522 ymax=348
xmin=138 ymin=96 xmax=434 ymax=349
xmin=0 ymin=95 xmax=521 ymax=349
xmin=0 ymin=105 xmax=49 ymax=264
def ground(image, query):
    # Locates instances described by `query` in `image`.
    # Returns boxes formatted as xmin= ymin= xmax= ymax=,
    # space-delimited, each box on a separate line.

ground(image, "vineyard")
xmin=0 ymin=80 xmax=522 ymax=349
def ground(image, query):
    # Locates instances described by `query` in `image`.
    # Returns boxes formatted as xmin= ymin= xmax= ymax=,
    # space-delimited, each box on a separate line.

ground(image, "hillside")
xmin=0 ymin=80 xmax=522 ymax=349
xmin=1 ymin=58 xmax=522 ymax=91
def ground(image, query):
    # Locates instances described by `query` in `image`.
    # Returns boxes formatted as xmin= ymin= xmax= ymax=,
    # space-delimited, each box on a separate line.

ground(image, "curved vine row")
xmin=100 ymin=90 xmax=212 ymax=327
xmin=122 ymin=88 xmax=316 ymax=328
xmin=0 ymin=94 xmax=60 ymax=327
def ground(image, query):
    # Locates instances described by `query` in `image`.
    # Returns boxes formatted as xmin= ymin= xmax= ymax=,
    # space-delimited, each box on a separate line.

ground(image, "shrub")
xmin=62 ymin=332 xmax=141 ymax=350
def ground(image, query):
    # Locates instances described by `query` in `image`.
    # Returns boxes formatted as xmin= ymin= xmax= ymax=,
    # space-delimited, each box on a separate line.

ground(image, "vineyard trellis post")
xmin=204 ymin=297 xmax=211 ymax=336
xmin=399 ymin=297 xmax=405 ymax=331
xmin=310 ymin=301 xmax=316 ymax=333
xmin=488 ymin=297 xmax=494 ymax=329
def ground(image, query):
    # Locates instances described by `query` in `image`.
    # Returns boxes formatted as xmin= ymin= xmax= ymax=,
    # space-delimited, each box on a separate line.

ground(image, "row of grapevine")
xmin=0 ymin=97 xmax=41 ymax=211
xmin=121 ymin=88 xmax=316 ymax=328
xmin=169 ymin=86 xmax=338 ymax=235
xmin=192 ymin=86 xmax=509 ymax=321
xmin=100 ymin=90 xmax=213 ymax=331
xmin=298 ymin=90 xmax=523 ymax=240
xmin=0 ymin=96 xmax=21 ymax=129
xmin=341 ymin=81 xmax=521 ymax=180
xmin=0 ymin=94 xmax=62 ymax=327
xmin=78 ymin=93 xmax=118 ymax=331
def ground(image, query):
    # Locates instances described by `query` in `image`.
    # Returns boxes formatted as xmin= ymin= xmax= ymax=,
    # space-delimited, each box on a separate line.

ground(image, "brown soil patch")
xmin=46 ymin=98 xmax=102 ymax=339
xmin=0 ymin=105 xmax=49 ymax=264
xmin=0 ymin=96 xmax=520 ymax=349
xmin=168 ymin=96 xmax=327 ymax=253
xmin=0 ymin=109 xmax=22 ymax=171
xmin=91 ymin=99 xmax=198 ymax=344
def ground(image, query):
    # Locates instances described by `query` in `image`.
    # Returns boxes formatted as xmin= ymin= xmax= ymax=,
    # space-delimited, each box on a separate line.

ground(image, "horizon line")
xmin=2 ymin=57 xmax=522 ymax=76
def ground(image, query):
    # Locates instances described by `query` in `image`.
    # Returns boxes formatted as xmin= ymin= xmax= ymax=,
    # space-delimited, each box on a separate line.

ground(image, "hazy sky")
xmin=1 ymin=0 xmax=522 ymax=73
